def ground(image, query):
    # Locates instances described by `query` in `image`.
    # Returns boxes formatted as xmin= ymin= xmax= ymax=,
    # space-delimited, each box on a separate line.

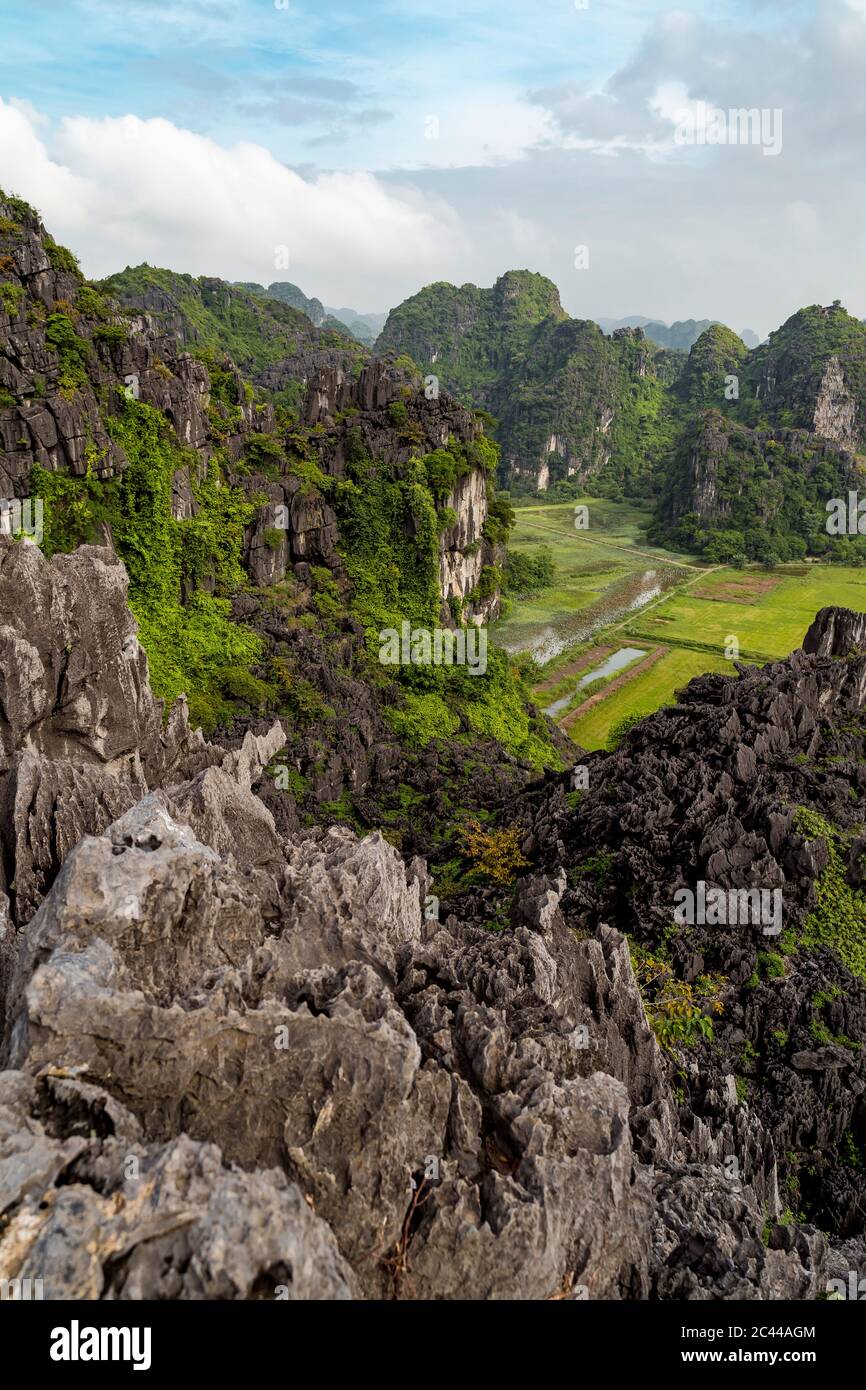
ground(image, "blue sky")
xmin=0 ymin=0 xmax=859 ymax=332
xmin=1 ymin=0 xmax=717 ymax=166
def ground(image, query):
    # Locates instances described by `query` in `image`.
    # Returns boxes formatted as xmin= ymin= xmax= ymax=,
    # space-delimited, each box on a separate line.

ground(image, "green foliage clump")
xmin=0 ymin=281 xmax=25 ymax=316
xmin=44 ymin=235 xmax=83 ymax=279
xmin=839 ymin=1131 xmax=864 ymax=1168
xmin=757 ymin=951 xmax=786 ymax=980
xmin=245 ymin=431 xmax=286 ymax=474
xmin=571 ymin=849 xmax=616 ymax=883
xmin=92 ymin=322 xmax=128 ymax=348
xmin=607 ymin=710 xmax=645 ymax=750
xmin=268 ymin=657 xmax=335 ymax=724
xmin=793 ymin=807 xmax=866 ymax=980
xmin=45 ymin=312 xmax=89 ymax=395
xmin=482 ymin=488 xmax=515 ymax=545
xmin=219 ymin=667 xmax=277 ymax=709
xmin=76 ymin=284 xmax=114 ymax=321
xmin=468 ymin=564 xmax=501 ymax=603
xmin=383 ymin=690 xmax=460 ymax=744
xmin=629 ymin=940 xmax=726 ymax=1052
xmin=504 ymin=545 xmax=555 ymax=597
xmin=34 ymin=395 xmax=260 ymax=731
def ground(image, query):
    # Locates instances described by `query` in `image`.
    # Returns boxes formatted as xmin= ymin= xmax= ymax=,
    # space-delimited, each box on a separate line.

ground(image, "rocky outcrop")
xmin=803 ymin=604 xmax=866 ymax=658
xmin=0 ymin=535 xmax=284 ymax=927
xmin=813 ymin=355 xmax=859 ymax=450
xmin=0 ymin=1071 xmax=355 ymax=1300
xmin=0 ymin=786 xmax=833 ymax=1301
xmin=2 ymin=511 xmax=858 ymax=1299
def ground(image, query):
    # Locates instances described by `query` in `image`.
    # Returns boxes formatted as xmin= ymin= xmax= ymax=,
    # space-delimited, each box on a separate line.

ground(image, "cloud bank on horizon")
xmin=0 ymin=0 xmax=863 ymax=336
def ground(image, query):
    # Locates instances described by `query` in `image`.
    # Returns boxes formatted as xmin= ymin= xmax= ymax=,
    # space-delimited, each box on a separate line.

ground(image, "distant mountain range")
xmin=234 ymin=281 xmax=386 ymax=345
xmin=596 ymin=316 xmax=761 ymax=351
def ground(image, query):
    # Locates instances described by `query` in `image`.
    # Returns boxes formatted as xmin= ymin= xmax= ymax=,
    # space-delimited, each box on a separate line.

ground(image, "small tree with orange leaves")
xmin=460 ymin=819 xmax=528 ymax=886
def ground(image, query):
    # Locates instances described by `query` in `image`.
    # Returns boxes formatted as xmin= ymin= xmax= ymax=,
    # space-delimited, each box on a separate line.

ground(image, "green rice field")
xmin=493 ymin=498 xmax=866 ymax=751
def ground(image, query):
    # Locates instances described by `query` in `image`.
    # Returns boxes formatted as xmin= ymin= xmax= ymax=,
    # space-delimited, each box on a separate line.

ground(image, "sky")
xmin=0 ymin=0 xmax=863 ymax=336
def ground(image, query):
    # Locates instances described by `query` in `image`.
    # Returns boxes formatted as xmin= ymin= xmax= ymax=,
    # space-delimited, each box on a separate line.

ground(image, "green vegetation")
xmin=377 ymin=272 xmax=679 ymax=496
xmin=793 ymin=808 xmax=866 ymax=980
xmin=99 ymin=264 xmax=364 ymax=406
xmin=503 ymin=545 xmax=555 ymax=598
xmin=34 ymin=395 xmax=260 ymax=731
xmin=676 ymin=323 xmax=748 ymax=408
xmin=332 ymin=429 xmax=559 ymax=769
xmin=570 ymin=849 xmax=616 ymax=883
xmin=45 ymin=311 xmax=90 ymax=395
xmin=44 ymin=235 xmax=84 ymax=279
xmin=606 ymin=710 xmax=644 ymax=749
xmin=0 ymin=281 xmax=25 ymax=316
xmin=652 ymin=306 xmax=866 ymax=564
xmin=629 ymin=940 xmax=726 ymax=1051
xmin=652 ymin=410 xmax=866 ymax=565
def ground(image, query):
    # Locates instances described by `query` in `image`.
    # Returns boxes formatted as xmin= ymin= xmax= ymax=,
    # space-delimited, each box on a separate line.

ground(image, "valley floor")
xmin=493 ymin=498 xmax=866 ymax=750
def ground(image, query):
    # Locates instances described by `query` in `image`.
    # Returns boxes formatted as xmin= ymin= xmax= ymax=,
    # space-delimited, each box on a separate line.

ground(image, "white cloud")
xmin=0 ymin=101 xmax=474 ymax=306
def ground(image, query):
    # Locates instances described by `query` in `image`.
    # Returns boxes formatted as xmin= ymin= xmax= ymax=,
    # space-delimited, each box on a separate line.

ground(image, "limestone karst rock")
xmin=1 ymin=539 xmax=860 ymax=1297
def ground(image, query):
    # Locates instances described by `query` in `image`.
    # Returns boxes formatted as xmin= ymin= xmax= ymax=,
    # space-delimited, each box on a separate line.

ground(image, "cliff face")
xmin=745 ymin=304 xmax=866 ymax=447
xmin=652 ymin=307 xmax=866 ymax=561
xmin=0 ymin=531 xmax=863 ymax=1298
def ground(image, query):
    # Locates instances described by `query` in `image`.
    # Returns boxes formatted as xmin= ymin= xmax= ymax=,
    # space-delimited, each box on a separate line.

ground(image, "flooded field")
xmin=544 ymin=645 xmax=647 ymax=715
xmin=498 ymin=565 xmax=682 ymax=664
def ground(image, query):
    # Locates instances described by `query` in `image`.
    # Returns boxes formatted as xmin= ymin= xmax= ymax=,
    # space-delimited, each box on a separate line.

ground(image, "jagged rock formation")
xmin=803 ymin=605 xmax=866 ymax=657
xmin=512 ymin=607 xmax=866 ymax=1247
xmin=0 ymin=524 xmax=863 ymax=1298
xmin=99 ymin=265 xmax=365 ymax=401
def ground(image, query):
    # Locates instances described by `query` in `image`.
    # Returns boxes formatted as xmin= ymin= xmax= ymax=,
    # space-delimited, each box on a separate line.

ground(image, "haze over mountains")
xmin=597 ymin=316 xmax=762 ymax=351
xmin=233 ymin=281 xmax=388 ymax=345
